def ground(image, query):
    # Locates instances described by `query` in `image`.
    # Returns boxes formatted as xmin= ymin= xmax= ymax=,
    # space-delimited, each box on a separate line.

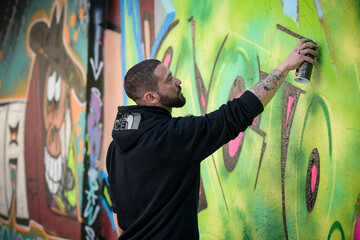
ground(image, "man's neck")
xmin=137 ymin=102 xmax=172 ymax=113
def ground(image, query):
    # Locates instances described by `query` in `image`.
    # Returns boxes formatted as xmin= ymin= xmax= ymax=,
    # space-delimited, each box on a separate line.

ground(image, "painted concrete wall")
xmin=0 ymin=0 xmax=359 ymax=239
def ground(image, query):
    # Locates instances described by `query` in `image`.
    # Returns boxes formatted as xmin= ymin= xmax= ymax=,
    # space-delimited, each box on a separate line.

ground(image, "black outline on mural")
xmin=305 ymin=148 xmax=320 ymax=212
xmin=280 ymin=81 xmax=305 ymax=240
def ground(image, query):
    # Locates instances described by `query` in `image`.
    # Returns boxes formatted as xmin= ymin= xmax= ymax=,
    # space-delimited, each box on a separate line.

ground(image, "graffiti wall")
xmin=0 ymin=0 xmax=359 ymax=239
xmin=118 ymin=0 xmax=360 ymax=239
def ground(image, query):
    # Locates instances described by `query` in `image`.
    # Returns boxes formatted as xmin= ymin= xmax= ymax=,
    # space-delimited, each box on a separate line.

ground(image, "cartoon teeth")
xmin=44 ymin=147 xmax=62 ymax=195
xmin=47 ymin=71 xmax=61 ymax=102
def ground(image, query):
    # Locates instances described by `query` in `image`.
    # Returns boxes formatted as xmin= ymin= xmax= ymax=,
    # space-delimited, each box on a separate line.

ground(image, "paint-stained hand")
xmin=278 ymin=38 xmax=318 ymax=74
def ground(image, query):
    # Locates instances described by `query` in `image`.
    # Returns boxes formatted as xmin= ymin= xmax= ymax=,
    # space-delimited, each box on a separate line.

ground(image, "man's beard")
xmin=158 ymin=89 xmax=186 ymax=108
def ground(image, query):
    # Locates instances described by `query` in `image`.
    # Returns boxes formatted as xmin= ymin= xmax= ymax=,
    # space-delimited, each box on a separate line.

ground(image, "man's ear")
xmin=143 ymin=91 xmax=160 ymax=104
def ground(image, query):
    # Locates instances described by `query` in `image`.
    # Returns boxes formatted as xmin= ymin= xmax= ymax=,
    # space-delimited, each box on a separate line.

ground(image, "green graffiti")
xmin=121 ymin=0 xmax=360 ymax=239
xmin=65 ymin=134 xmax=77 ymax=207
xmin=104 ymin=185 xmax=112 ymax=208
xmin=327 ymin=221 xmax=345 ymax=240
xmin=300 ymin=95 xmax=332 ymax=160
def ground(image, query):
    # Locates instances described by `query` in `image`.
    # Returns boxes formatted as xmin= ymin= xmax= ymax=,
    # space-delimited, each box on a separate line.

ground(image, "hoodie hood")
xmin=112 ymin=105 xmax=171 ymax=152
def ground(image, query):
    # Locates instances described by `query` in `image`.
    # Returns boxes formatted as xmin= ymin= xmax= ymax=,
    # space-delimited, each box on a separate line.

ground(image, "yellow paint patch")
xmin=340 ymin=31 xmax=360 ymax=65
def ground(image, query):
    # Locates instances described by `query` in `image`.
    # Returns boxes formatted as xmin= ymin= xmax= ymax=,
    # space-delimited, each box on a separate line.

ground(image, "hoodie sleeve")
xmin=172 ymin=90 xmax=263 ymax=163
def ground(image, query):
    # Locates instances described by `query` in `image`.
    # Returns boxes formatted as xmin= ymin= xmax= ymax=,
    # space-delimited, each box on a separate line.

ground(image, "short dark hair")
xmin=124 ymin=59 xmax=161 ymax=102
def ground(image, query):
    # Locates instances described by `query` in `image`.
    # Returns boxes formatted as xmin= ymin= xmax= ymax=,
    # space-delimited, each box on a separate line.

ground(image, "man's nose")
xmin=174 ymin=77 xmax=181 ymax=86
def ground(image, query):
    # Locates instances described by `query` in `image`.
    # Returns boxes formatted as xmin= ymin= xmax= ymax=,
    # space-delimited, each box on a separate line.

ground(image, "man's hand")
xmin=250 ymin=38 xmax=318 ymax=107
xmin=278 ymin=38 xmax=318 ymax=75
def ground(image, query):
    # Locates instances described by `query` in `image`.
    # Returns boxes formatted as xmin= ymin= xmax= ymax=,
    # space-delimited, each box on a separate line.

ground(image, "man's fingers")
xmin=303 ymin=56 xmax=316 ymax=65
xmin=296 ymin=38 xmax=307 ymax=47
xmin=299 ymin=38 xmax=310 ymax=45
xmin=300 ymin=41 xmax=318 ymax=50
xmin=289 ymin=38 xmax=319 ymax=69
xmin=300 ymin=48 xmax=318 ymax=57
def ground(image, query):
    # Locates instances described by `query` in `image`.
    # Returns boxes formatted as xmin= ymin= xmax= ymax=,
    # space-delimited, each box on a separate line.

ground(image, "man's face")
xmin=154 ymin=63 xmax=186 ymax=108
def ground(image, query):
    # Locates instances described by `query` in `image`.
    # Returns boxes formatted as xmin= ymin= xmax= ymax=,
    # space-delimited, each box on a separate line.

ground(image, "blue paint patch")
xmin=99 ymin=170 xmax=109 ymax=185
xmin=161 ymin=0 xmax=176 ymax=12
xmin=121 ymin=0 xmax=128 ymax=105
xmin=281 ymin=0 xmax=298 ymax=23
xmin=100 ymin=195 xmax=116 ymax=231
xmin=127 ymin=0 xmax=144 ymax=61
xmin=121 ymin=0 xmax=146 ymax=105
xmin=150 ymin=0 xmax=176 ymax=58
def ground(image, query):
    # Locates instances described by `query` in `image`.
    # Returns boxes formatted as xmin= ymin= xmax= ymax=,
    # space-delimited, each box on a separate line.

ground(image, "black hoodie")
xmin=106 ymin=90 xmax=263 ymax=239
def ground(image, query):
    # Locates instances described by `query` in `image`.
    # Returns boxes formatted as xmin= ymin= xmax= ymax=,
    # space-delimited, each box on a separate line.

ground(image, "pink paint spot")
xmin=227 ymin=91 xmax=245 ymax=157
xmin=229 ymin=132 xmax=243 ymax=157
xmin=286 ymin=96 xmax=294 ymax=127
xmin=355 ymin=212 xmax=360 ymax=240
xmin=311 ymin=165 xmax=317 ymax=192
xmin=201 ymin=93 xmax=206 ymax=107
xmin=355 ymin=200 xmax=360 ymax=240
xmin=163 ymin=54 xmax=171 ymax=67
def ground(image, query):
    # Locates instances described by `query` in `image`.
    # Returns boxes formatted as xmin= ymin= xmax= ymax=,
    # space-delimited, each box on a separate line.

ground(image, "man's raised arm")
xmin=250 ymin=38 xmax=318 ymax=107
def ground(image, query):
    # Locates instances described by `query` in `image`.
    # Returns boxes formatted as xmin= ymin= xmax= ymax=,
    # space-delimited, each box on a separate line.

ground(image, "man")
xmin=106 ymin=38 xmax=317 ymax=239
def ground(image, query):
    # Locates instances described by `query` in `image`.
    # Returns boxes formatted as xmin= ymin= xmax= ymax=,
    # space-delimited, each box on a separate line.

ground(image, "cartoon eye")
xmin=47 ymin=71 xmax=56 ymax=101
xmin=54 ymin=75 xmax=61 ymax=102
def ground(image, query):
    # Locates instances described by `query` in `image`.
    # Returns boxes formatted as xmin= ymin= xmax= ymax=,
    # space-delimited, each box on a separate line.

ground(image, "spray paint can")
xmin=294 ymin=53 xmax=315 ymax=84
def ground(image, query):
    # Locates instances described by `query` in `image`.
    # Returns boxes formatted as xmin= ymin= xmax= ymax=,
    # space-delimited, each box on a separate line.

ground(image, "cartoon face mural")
xmin=42 ymin=68 xmax=73 ymax=197
xmin=23 ymin=1 xmax=86 ymax=239
xmin=0 ymin=0 xmax=118 ymax=238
